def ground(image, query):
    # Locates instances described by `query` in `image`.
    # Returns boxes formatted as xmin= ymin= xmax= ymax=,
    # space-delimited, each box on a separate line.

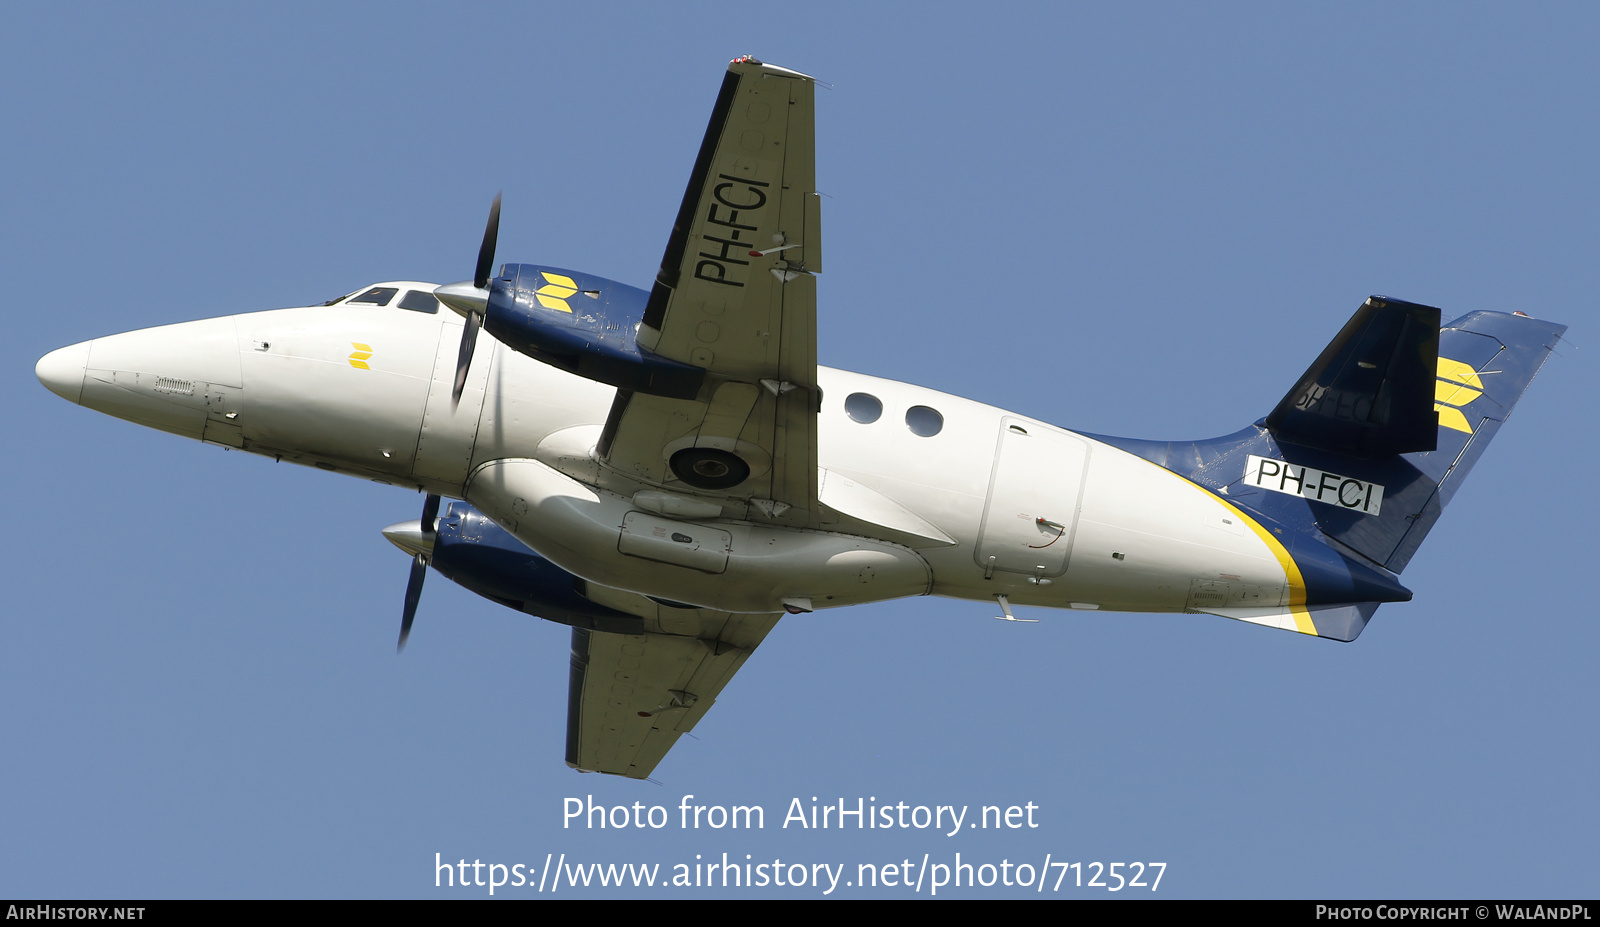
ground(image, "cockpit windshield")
xmin=348 ymin=287 xmax=399 ymax=306
xmin=397 ymin=291 xmax=439 ymax=313
xmin=322 ymin=286 xmax=439 ymax=313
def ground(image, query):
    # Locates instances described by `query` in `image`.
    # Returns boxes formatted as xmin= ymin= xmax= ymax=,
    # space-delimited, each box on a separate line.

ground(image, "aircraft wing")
xmin=565 ymin=592 xmax=780 ymax=778
xmin=601 ymin=57 xmax=822 ymax=528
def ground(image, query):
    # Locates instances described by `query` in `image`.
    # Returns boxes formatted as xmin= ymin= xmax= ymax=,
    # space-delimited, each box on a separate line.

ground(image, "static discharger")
xmin=748 ymin=233 xmax=800 ymax=258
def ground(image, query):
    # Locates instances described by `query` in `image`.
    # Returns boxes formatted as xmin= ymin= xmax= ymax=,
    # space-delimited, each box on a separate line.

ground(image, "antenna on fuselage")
xmin=993 ymin=594 xmax=1038 ymax=623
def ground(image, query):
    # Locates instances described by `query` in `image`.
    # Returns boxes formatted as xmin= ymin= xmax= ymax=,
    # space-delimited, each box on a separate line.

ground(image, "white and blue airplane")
xmin=36 ymin=57 xmax=1565 ymax=779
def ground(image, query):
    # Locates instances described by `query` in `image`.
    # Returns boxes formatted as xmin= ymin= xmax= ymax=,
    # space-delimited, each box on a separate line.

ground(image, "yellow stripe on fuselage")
xmin=1210 ymin=497 xmax=1318 ymax=636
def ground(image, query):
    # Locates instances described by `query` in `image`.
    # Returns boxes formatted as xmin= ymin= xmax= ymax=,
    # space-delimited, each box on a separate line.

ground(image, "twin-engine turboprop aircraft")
xmin=36 ymin=57 xmax=1566 ymax=779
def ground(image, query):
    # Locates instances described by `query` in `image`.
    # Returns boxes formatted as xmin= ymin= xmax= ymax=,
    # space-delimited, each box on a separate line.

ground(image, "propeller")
xmin=385 ymin=493 xmax=441 ymax=653
xmin=435 ymin=194 xmax=502 ymax=409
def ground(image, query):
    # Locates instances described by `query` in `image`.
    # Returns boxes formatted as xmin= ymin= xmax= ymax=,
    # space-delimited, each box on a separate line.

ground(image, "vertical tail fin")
xmin=1092 ymin=299 xmax=1564 ymax=641
xmin=1242 ymin=301 xmax=1566 ymax=573
xmin=1365 ymin=308 xmax=1567 ymax=570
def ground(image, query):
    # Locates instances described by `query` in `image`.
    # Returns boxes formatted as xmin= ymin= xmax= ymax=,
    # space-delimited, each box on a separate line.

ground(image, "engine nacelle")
xmin=484 ymin=263 xmax=705 ymax=399
xmin=430 ymin=502 xmax=644 ymax=634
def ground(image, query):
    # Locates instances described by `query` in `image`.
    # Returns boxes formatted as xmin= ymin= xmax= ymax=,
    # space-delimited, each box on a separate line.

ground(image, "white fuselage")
xmin=43 ymin=283 xmax=1296 ymax=619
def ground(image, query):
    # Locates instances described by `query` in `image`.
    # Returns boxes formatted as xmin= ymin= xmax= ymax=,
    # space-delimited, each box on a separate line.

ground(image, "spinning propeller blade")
xmin=450 ymin=195 xmax=501 ymax=409
xmin=390 ymin=493 xmax=441 ymax=653
xmin=450 ymin=308 xmax=481 ymax=410
xmin=398 ymin=556 xmax=426 ymax=653
xmin=474 ymin=194 xmax=501 ymax=290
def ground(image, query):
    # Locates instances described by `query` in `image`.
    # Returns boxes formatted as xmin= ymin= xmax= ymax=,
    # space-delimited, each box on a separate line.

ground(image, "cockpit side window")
xmin=398 ymin=290 xmax=440 ymax=313
xmin=348 ymin=287 xmax=399 ymax=306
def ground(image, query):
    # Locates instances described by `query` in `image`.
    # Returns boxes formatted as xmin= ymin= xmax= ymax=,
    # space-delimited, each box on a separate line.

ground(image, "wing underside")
xmin=566 ymin=593 xmax=779 ymax=779
xmin=517 ymin=59 xmax=819 ymax=778
xmin=600 ymin=57 xmax=822 ymax=528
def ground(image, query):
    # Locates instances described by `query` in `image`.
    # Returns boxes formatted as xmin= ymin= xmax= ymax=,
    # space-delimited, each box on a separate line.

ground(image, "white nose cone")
xmin=36 ymin=341 xmax=91 ymax=404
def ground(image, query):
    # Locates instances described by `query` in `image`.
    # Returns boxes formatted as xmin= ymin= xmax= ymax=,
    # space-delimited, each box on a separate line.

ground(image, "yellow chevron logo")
xmin=534 ymin=272 xmax=578 ymax=313
xmin=348 ymin=342 xmax=373 ymax=370
xmin=1433 ymin=356 xmax=1480 ymax=434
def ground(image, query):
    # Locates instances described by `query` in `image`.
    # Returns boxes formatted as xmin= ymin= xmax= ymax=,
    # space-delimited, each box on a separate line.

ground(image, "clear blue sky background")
xmin=4 ymin=2 xmax=1595 ymax=899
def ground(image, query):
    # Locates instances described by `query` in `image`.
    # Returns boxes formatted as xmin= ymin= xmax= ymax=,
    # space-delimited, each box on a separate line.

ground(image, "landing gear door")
xmin=974 ymin=418 xmax=1090 ymax=580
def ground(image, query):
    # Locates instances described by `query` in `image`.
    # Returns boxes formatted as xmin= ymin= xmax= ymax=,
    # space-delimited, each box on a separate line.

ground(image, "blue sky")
xmin=4 ymin=2 xmax=1596 ymax=898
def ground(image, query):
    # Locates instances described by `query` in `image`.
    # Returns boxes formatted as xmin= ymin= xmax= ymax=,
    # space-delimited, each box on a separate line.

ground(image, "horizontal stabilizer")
xmin=1266 ymin=296 xmax=1441 ymax=458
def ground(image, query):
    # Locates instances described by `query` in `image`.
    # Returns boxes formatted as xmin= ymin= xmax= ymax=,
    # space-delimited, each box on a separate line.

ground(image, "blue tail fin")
xmin=1094 ymin=300 xmax=1565 ymax=640
xmin=1286 ymin=306 xmax=1566 ymax=572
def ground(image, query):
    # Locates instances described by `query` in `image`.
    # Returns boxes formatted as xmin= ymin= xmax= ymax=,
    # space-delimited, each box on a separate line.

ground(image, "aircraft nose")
xmin=44 ymin=317 xmax=244 ymax=443
xmin=36 ymin=341 xmax=91 ymax=404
